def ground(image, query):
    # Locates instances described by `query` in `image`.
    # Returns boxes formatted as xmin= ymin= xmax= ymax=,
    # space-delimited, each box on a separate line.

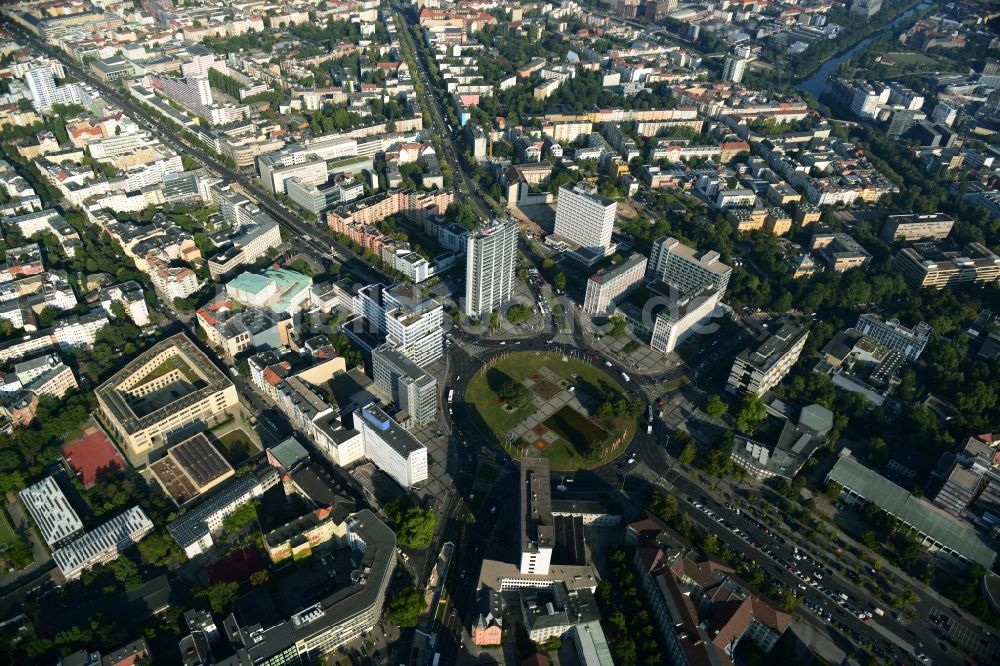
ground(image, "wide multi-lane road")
xmin=6 ymin=22 xmax=389 ymax=286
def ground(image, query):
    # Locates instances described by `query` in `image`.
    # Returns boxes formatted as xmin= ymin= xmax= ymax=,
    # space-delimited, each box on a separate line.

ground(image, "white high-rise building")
xmin=464 ymin=217 xmax=517 ymax=318
xmin=354 ymin=283 xmax=444 ymax=367
xmin=355 ymin=403 xmax=429 ymax=489
xmin=553 ymin=183 xmax=616 ymax=255
xmin=25 ymin=67 xmax=56 ymax=111
xmin=648 ymin=236 xmax=732 ymax=297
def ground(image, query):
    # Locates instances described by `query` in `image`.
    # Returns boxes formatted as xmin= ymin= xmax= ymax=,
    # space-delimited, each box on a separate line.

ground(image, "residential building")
xmin=583 ymin=254 xmax=647 ymax=316
xmin=727 ymin=320 xmax=808 ymax=395
xmin=627 ymin=515 xmax=791 ymax=665
xmin=354 ymin=403 xmax=429 ymax=489
xmin=893 ymin=241 xmax=1000 ymax=289
xmin=464 ymin=217 xmax=517 ymax=318
xmin=167 ymin=467 xmax=279 ymax=558
xmin=811 ymin=229 xmax=873 ymax=272
xmin=372 ymin=344 xmax=438 ymax=427
xmin=881 ymin=213 xmax=954 ymax=242
xmin=855 ymin=313 xmax=931 ymax=361
xmin=95 ymin=334 xmax=239 ymax=459
xmin=196 ymin=297 xmax=294 ymax=359
xmin=931 ymin=434 xmax=1000 ymax=522
xmin=221 ymin=510 xmax=395 ymax=661
xmin=553 ymin=183 xmax=616 ymax=259
xmin=647 ymin=236 xmax=732 ymax=297
xmin=827 ymin=453 xmax=996 ymax=569
xmin=53 ymin=506 xmax=153 ymax=580
xmin=19 ymin=475 xmax=83 ymax=547
xmin=97 ymin=282 xmax=150 ymax=327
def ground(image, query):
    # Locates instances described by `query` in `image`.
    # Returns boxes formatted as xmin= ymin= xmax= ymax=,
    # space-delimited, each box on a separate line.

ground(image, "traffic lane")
xmin=676 ymin=482 xmax=944 ymax=664
xmin=674 ymin=498 xmax=888 ymax=660
xmin=15 ymin=26 xmax=390 ymax=286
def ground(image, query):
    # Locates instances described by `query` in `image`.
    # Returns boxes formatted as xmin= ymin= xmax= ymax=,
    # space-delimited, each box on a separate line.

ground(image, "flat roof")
xmin=53 ymin=506 xmax=153 ymax=577
xmin=167 ymin=433 xmax=233 ymax=489
xmin=828 ymin=455 xmax=997 ymax=568
xmin=520 ymin=458 xmax=554 ymax=554
xmin=19 ymin=476 xmax=83 ymax=546
xmin=357 ymin=403 xmax=425 ymax=456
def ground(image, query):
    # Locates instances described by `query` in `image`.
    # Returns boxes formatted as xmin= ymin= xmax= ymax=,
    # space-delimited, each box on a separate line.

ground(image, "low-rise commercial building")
xmin=827 ymin=453 xmax=996 ymax=569
xmin=19 ymin=475 xmax=83 ymax=547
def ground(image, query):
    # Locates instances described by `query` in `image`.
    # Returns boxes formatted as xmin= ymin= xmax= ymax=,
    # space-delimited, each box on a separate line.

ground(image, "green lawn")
xmin=465 ymin=352 xmax=634 ymax=471
xmin=882 ymin=52 xmax=938 ymax=67
xmin=0 ymin=508 xmax=18 ymax=552
xmin=214 ymin=429 xmax=260 ymax=467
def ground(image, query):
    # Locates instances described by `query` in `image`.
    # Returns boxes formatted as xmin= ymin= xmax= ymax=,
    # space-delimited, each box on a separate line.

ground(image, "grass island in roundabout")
xmin=464 ymin=351 xmax=637 ymax=471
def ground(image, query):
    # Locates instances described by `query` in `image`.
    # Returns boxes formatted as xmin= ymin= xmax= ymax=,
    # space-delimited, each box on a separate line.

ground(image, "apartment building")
xmin=583 ymin=254 xmax=647 ymax=316
xmin=53 ymin=506 xmax=154 ymax=580
xmin=647 ymin=236 xmax=732 ymax=297
xmin=465 ymin=217 xmax=518 ymax=318
xmin=354 ymin=403 xmax=429 ymax=488
xmin=19 ymin=475 xmax=83 ymax=547
xmin=855 ymin=313 xmax=931 ymax=361
xmin=880 ymin=213 xmax=954 ymax=242
xmin=95 ymin=334 xmax=239 ymax=459
xmin=893 ymin=241 xmax=1000 ymax=289
xmin=553 ymin=183 xmax=616 ymax=258
xmin=167 ymin=467 xmax=279 ymax=558
xmin=222 ymin=509 xmax=395 ymax=661
xmin=727 ymin=320 xmax=808 ymax=395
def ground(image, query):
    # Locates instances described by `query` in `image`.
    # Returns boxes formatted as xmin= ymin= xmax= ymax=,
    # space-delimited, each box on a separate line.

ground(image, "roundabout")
xmin=463 ymin=350 xmax=637 ymax=471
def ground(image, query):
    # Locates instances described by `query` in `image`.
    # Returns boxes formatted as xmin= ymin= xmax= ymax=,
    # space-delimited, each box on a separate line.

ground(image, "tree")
xmin=384 ymin=497 xmax=437 ymax=549
xmin=506 ymin=304 xmax=533 ymax=325
xmin=608 ymin=314 xmax=627 ymax=337
xmin=222 ymin=500 xmax=260 ymax=531
xmin=553 ymin=272 xmax=567 ymax=291
xmin=198 ymin=581 xmax=239 ymax=615
xmin=138 ymin=531 xmax=185 ymax=566
xmin=735 ymin=393 xmax=766 ymax=433
xmin=250 ymin=570 xmax=270 ymax=586
xmin=387 ymin=587 xmax=426 ymax=628
xmin=678 ymin=438 xmax=697 ymax=465
xmin=704 ymin=394 xmax=728 ymax=418
xmin=497 ymin=379 xmax=532 ymax=410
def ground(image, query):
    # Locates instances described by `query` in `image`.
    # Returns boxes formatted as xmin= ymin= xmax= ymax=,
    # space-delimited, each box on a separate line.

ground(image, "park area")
xmin=465 ymin=352 xmax=635 ymax=470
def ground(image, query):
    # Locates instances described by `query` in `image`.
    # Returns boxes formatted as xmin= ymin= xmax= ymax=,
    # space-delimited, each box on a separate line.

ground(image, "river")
xmin=797 ymin=1 xmax=932 ymax=98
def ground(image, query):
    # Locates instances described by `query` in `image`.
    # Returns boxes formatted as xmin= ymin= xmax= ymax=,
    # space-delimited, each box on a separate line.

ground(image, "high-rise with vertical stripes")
xmin=464 ymin=217 xmax=517 ymax=318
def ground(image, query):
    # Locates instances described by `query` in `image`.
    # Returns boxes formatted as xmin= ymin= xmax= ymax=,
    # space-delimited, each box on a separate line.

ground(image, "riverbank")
xmin=797 ymin=0 xmax=932 ymax=97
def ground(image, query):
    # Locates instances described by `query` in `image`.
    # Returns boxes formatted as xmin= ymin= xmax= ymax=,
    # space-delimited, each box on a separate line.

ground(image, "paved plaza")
xmin=505 ymin=366 xmax=602 ymax=450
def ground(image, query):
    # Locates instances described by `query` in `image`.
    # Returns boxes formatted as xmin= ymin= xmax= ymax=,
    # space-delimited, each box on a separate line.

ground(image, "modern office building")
xmin=52 ymin=506 xmax=154 ymax=580
xmin=372 ymin=344 xmax=438 ymax=426
xmin=221 ymin=509 xmax=396 ymax=662
xmin=855 ymin=313 xmax=931 ymax=361
xmin=727 ymin=320 xmax=808 ymax=395
xmin=19 ymin=476 xmax=83 ymax=547
xmin=95 ymin=334 xmax=239 ymax=460
xmin=553 ymin=183 xmax=616 ymax=257
xmin=167 ymin=466 xmax=280 ymax=558
xmin=354 ymin=403 xmax=429 ymax=489
xmin=520 ymin=458 xmax=555 ymax=576
xmin=353 ymin=283 xmax=444 ymax=367
xmin=647 ymin=236 xmax=731 ymax=297
xmin=582 ymin=253 xmax=648 ymax=316
xmin=893 ymin=241 xmax=1000 ymax=289
xmin=649 ymin=284 xmax=723 ymax=353
xmin=880 ymin=213 xmax=954 ymax=242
